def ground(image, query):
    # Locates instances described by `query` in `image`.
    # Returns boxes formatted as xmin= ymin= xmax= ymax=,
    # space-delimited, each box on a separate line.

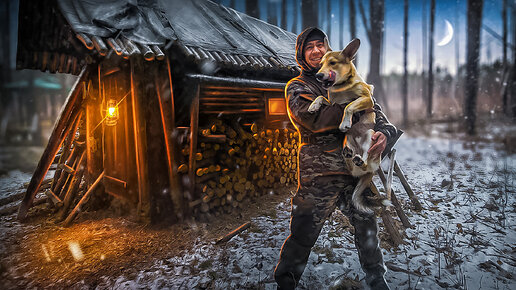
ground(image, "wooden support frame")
xmin=64 ymin=171 xmax=105 ymax=226
xmin=18 ymin=67 xmax=88 ymax=221
xmin=394 ymin=161 xmax=423 ymax=211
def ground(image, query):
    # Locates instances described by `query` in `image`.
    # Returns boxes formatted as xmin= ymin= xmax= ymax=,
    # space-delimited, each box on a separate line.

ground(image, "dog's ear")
xmin=324 ymin=38 xmax=332 ymax=52
xmin=340 ymin=38 xmax=360 ymax=61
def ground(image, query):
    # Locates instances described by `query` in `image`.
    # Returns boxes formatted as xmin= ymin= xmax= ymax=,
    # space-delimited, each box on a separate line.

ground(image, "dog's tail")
xmin=352 ymin=173 xmax=374 ymax=214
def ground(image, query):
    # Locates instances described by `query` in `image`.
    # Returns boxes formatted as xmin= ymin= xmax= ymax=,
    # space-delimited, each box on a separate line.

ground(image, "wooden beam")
xmin=131 ymin=59 xmax=150 ymax=222
xmin=370 ymin=183 xmax=405 ymax=246
xmin=58 ymin=151 xmax=86 ymax=221
xmin=18 ymin=67 xmax=88 ymax=221
xmin=188 ymin=84 xmax=200 ymax=202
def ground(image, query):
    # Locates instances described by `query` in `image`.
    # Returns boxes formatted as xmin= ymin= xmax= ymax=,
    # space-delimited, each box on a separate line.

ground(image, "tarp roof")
xmin=55 ymin=0 xmax=299 ymax=74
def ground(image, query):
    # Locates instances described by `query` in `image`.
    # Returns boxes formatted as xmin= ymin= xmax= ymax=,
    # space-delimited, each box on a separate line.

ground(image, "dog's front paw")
xmin=352 ymin=155 xmax=364 ymax=167
xmin=339 ymin=122 xmax=351 ymax=132
xmin=308 ymin=101 xmax=321 ymax=113
xmin=342 ymin=146 xmax=353 ymax=158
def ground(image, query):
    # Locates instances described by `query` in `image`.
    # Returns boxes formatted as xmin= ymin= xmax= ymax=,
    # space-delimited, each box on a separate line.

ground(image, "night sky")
xmin=3 ymin=0 xmax=509 ymax=76
xmin=223 ymin=0 xmax=507 ymax=76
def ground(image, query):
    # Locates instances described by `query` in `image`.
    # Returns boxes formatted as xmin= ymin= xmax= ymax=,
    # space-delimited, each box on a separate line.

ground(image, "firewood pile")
xmin=178 ymin=118 xmax=299 ymax=219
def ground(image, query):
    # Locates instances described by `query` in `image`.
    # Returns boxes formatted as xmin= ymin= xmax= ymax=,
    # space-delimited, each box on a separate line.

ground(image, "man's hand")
xmin=368 ymin=131 xmax=387 ymax=158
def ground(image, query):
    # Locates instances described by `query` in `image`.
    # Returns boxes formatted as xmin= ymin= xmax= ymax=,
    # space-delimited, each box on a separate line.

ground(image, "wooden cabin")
xmin=16 ymin=0 xmax=302 ymax=224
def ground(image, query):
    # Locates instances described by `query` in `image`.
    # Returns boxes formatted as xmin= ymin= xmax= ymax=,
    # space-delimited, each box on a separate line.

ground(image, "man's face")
xmin=304 ymin=39 xmax=327 ymax=69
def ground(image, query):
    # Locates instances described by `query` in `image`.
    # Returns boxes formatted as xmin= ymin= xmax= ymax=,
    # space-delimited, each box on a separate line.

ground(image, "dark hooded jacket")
xmin=286 ymin=27 xmax=397 ymax=180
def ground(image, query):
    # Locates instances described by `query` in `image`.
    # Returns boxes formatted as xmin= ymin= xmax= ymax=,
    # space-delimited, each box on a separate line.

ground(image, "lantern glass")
xmin=106 ymin=99 xmax=119 ymax=126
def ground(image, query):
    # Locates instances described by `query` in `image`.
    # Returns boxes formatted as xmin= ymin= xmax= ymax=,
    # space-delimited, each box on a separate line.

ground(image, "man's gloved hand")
xmin=368 ymin=131 xmax=387 ymax=159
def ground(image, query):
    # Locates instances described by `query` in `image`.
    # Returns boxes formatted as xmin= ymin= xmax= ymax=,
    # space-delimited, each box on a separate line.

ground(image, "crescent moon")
xmin=437 ymin=20 xmax=454 ymax=46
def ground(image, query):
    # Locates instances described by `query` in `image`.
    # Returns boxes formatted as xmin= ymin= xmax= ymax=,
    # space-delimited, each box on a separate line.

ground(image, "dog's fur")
xmin=307 ymin=38 xmax=387 ymax=214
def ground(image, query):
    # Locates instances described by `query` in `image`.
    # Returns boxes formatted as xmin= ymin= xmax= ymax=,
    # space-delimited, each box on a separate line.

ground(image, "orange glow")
xmin=108 ymin=107 xmax=116 ymax=117
xmin=268 ymin=98 xmax=287 ymax=115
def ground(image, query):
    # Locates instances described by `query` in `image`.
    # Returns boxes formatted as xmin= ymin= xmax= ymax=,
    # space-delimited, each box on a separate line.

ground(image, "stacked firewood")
xmin=180 ymin=118 xmax=299 ymax=217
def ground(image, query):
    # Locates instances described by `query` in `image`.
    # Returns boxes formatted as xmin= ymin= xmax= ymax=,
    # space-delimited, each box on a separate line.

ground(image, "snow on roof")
xmin=53 ymin=0 xmax=299 ymax=74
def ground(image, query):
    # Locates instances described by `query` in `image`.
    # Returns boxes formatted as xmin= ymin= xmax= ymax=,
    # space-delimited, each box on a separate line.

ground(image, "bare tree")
xmin=358 ymin=0 xmax=388 ymax=111
xmin=302 ymin=0 xmax=318 ymax=29
xmin=428 ymin=0 xmax=435 ymax=117
xmin=422 ymin=0 xmax=427 ymax=108
xmin=402 ymin=0 xmax=409 ymax=127
xmin=292 ymin=0 xmax=298 ymax=33
xmin=510 ymin=3 xmax=516 ymax=117
xmin=464 ymin=0 xmax=484 ymax=135
xmin=339 ymin=0 xmax=344 ymax=49
xmin=246 ymin=0 xmax=260 ymax=18
xmin=502 ymin=0 xmax=509 ymax=114
xmin=349 ymin=0 xmax=356 ymax=65
xmin=454 ymin=0 xmax=460 ymax=101
xmin=281 ymin=0 xmax=287 ymax=30
xmin=327 ymin=0 xmax=332 ymax=40
xmin=268 ymin=0 xmax=278 ymax=26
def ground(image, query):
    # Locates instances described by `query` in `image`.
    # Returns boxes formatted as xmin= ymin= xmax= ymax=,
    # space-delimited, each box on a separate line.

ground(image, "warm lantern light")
xmin=268 ymin=98 xmax=287 ymax=115
xmin=106 ymin=99 xmax=119 ymax=126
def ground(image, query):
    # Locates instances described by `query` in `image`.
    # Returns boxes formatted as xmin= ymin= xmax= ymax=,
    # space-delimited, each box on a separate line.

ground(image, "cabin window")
xmin=268 ymin=98 xmax=287 ymax=116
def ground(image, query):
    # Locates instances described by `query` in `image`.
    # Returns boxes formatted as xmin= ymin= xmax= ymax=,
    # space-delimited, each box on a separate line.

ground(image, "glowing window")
xmin=268 ymin=98 xmax=287 ymax=115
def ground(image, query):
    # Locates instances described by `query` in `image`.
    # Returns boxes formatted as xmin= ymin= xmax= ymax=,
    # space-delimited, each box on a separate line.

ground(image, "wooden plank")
xmin=188 ymin=84 xmax=200 ymax=201
xmin=215 ymin=222 xmax=251 ymax=244
xmin=153 ymin=58 xmax=184 ymax=220
xmin=18 ymin=67 xmax=88 ymax=221
xmin=63 ymin=171 xmax=105 ymax=226
xmin=44 ymin=190 xmax=63 ymax=207
xmin=394 ymin=161 xmax=423 ymax=211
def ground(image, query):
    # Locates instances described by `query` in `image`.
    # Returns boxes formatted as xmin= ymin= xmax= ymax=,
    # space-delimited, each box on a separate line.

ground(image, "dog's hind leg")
xmin=352 ymin=173 xmax=374 ymax=214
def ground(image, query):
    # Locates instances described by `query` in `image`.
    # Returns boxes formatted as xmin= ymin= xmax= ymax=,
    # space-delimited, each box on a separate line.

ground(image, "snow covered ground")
xmin=89 ymin=135 xmax=516 ymax=289
xmin=1 ymin=134 xmax=515 ymax=289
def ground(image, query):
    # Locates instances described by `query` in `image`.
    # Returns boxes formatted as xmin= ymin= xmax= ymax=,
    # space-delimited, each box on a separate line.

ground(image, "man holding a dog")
xmin=274 ymin=27 xmax=397 ymax=290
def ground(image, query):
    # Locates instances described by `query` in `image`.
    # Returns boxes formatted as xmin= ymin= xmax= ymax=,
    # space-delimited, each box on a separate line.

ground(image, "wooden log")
xmin=18 ymin=67 xmax=87 ymax=221
xmin=63 ymin=171 xmax=104 ymax=227
xmin=394 ymin=161 xmax=423 ymax=211
xmin=199 ymin=134 xmax=227 ymax=143
xmin=215 ymin=222 xmax=251 ymax=244
xmin=377 ymin=169 xmax=412 ymax=229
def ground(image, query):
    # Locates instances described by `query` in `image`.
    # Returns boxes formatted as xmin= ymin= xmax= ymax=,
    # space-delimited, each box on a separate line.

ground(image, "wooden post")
xmin=154 ymin=57 xmax=184 ymax=220
xmin=394 ymin=161 xmax=423 ymax=211
xmin=131 ymin=59 xmax=150 ymax=222
xmin=18 ymin=67 xmax=88 ymax=221
xmin=58 ymin=151 xmax=86 ymax=221
xmin=188 ymin=84 xmax=200 ymax=202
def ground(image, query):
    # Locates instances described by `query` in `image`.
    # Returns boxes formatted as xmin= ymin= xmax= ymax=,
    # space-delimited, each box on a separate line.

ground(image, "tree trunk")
xmin=281 ymin=0 xmax=287 ymax=30
xmin=302 ymin=0 xmax=318 ymax=30
xmin=339 ymin=0 xmax=344 ymax=50
xmin=402 ymin=0 xmax=409 ymax=127
xmin=268 ymin=0 xmax=278 ymax=26
xmin=246 ymin=0 xmax=260 ymax=18
xmin=367 ymin=0 xmax=388 ymax=112
xmin=502 ymin=0 xmax=508 ymax=114
xmin=510 ymin=2 xmax=516 ymax=117
xmin=422 ymin=0 xmax=427 ymax=108
xmin=349 ymin=0 xmax=356 ymax=65
xmin=327 ymin=0 xmax=332 ymax=40
xmin=428 ymin=0 xmax=435 ymax=118
xmin=292 ymin=0 xmax=298 ymax=33
xmin=464 ymin=0 xmax=484 ymax=135
xmin=454 ymin=0 xmax=460 ymax=101
xmin=229 ymin=0 xmax=236 ymax=9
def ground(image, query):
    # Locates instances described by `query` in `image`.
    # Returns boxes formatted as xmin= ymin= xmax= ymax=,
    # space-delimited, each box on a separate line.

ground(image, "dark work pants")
xmin=274 ymin=175 xmax=386 ymax=289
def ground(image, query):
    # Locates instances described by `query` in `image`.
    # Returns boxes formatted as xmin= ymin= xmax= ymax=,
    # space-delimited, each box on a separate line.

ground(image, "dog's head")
xmin=316 ymin=38 xmax=360 ymax=89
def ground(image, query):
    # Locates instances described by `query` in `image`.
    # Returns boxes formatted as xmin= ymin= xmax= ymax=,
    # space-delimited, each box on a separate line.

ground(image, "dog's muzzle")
xmin=316 ymin=70 xmax=336 ymax=89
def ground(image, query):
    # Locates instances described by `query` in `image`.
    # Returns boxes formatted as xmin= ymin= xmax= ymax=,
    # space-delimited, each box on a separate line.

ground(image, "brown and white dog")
xmin=308 ymin=38 xmax=388 ymax=214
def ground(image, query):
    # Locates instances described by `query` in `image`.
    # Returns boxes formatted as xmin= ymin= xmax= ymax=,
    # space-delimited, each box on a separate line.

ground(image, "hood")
xmin=295 ymin=27 xmax=331 ymax=74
